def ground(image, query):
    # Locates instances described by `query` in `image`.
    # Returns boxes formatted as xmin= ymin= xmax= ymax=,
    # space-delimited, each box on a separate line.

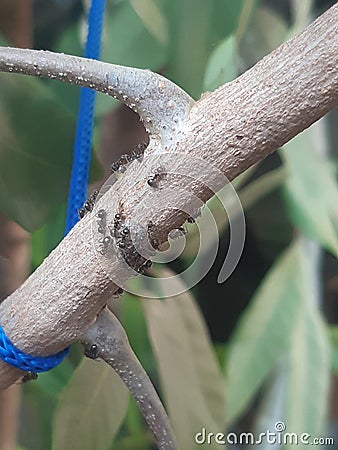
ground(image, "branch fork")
xmin=0 ymin=4 xmax=337 ymax=448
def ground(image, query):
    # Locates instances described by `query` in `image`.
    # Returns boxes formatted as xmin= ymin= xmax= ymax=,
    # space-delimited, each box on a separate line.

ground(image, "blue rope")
xmin=65 ymin=0 xmax=106 ymax=234
xmin=0 ymin=0 xmax=106 ymax=374
xmin=0 ymin=325 xmax=69 ymax=373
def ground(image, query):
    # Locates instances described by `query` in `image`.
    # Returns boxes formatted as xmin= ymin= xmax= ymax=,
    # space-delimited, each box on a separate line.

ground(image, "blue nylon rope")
xmin=0 ymin=0 xmax=106 ymax=374
xmin=65 ymin=0 xmax=106 ymax=234
xmin=0 ymin=326 xmax=69 ymax=373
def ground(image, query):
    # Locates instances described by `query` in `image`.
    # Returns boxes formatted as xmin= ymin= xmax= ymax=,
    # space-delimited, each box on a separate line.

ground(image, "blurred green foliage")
xmin=0 ymin=1 xmax=336 ymax=450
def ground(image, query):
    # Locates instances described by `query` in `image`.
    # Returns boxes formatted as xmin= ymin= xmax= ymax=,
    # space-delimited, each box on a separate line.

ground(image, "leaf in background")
xmin=203 ymin=35 xmax=236 ymax=92
xmin=235 ymin=0 xmax=257 ymax=43
xmin=212 ymin=0 xmax=248 ymax=41
xmin=282 ymin=301 xmax=330 ymax=440
xmin=165 ymin=0 xmax=214 ymax=98
xmin=328 ymin=325 xmax=338 ymax=375
xmin=0 ymin=73 xmax=75 ymax=230
xmin=181 ymin=164 xmax=257 ymax=259
xmin=53 ymin=358 xmax=128 ymax=450
xmin=34 ymin=357 xmax=75 ymax=400
xmin=290 ymin=0 xmax=314 ymax=35
xmin=281 ymin=128 xmax=338 ymax=256
xmin=225 ymin=242 xmax=304 ymax=424
xmin=239 ymin=6 xmax=287 ymax=67
xmin=102 ymin=1 xmax=167 ymax=68
xmin=183 ymin=164 xmax=281 ymax=262
xmin=143 ymin=268 xmax=225 ymax=450
xmin=22 ymin=355 xmax=76 ymax=450
xmin=30 ymin=203 xmax=66 ymax=269
xmin=254 ymin=239 xmax=331 ymax=443
xmin=130 ymin=0 xmax=168 ymax=46
xmin=238 ymin=166 xmax=286 ymax=212
xmin=94 ymin=1 xmax=168 ymax=117
xmin=119 ymin=292 xmax=156 ymax=376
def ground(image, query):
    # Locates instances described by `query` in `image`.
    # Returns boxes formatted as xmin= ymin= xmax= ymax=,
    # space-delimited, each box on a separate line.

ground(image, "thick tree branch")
xmin=0 ymin=4 xmax=337 ymax=392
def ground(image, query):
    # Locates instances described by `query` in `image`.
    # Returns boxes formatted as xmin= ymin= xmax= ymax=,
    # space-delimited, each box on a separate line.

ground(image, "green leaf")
xmin=239 ymin=6 xmax=287 ymax=67
xmin=203 ymin=35 xmax=237 ymax=92
xmin=0 ymin=73 xmax=74 ymax=230
xmin=30 ymin=204 xmax=66 ymax=269
xmin=225 ymin=242 xmax=305 ymax=424
xmin=235 ymin=0 xmax=257 ymax=42
xmin=254 ymin=240 xmax=331 ymax=443
xmin=102 ymin=2 xmax=167 ymax=68
xmin=130 ymin=0 xmax=168 ymax=46
xmin=281 ymin=129 xmax=338 ymax=256
xmin=238 ymin=167 xmax=286 ymax=212
xmin=328 ymin=325 xmax=338 ymax=375
xmin=182 ymin=165 xmax=258 ymax=259
xmin=282 ymin=303 xmax=330 ymax=440
xmin=53 ymin=358 xmax=129 ymax=450
xmin=34 ymin=357 xmax=75 ymax=400
xmin=94 ymin=1 xmax=168 ymax=117
xmin=212 ymin=0 xmax=249 ymax=40
xmin=143 ymin=269 xmax=226 ymax=450
xmin=165 ymin=0 xmax=215 ymax=98
xmin=120 ymin=292 xmax=156 ymax=375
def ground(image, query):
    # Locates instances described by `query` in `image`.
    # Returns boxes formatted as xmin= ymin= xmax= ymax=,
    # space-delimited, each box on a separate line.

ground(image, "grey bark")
xmin=80 ymin=309 xmax=177 ymax=450
xmin=0 ymin=3 xmax=336 ymax=391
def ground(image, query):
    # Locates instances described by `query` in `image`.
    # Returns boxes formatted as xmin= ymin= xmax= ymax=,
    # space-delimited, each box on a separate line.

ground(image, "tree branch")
xmin=0 ymin=46 xmax=194 ymax=141
xmin=0 ymin=3 xmax=337 ymax=393
xmin=80 ymin=308 xmax=177 ymax=450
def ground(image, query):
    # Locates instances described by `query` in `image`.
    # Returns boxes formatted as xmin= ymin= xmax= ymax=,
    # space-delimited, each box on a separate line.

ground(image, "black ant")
xmin=111 ymin=209 xmax=151 ymax=272
xmin=122 ymin=226 xmax=130 ymax=236
xmin=112 ymin=287 xmax=124 ymax=298
xmin=111 ymin=143 xmax=147 ymax=174
xmin=111 ymin=161 xmax=120 ymax=172
xmin=96 ymin=209 xmax=106 ymax=234
xmin=147 ymin=167 xmax=166 ymax=188
xmin=139 ymin=259 xmax=152 ymax=273
xmin=21 ymin=371 xmax=38 ymax=383
xmin=119 ymin=154 xmax=129 ymax=165
xmin=78 ymin=190 xmax=99 ymax=219
xmin=130 ymin=142 xmax=147 ymax=161
xmin=84 ymin=343 xmax=100 ymax=360
xmin=78 ymin=207 xmax=86 ymax=219
xmin=98 ymin=236 xmax=111 ymax=255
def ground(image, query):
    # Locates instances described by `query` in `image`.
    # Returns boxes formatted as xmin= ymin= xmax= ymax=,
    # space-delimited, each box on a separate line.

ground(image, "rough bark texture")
xmin=0 ymin=4 xmax=337 ymax=390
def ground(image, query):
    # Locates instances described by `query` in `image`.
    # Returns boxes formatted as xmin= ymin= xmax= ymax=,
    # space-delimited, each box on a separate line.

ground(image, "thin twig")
xmin=0 ymin=46 xmax=194 ymax=142
xmin=80 ymin=308 xmax=178 ymax=450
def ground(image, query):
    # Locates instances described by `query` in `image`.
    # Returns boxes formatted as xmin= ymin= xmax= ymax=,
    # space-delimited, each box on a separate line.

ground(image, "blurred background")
xmin=0 ymin=0 xmax=337 ymax=449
